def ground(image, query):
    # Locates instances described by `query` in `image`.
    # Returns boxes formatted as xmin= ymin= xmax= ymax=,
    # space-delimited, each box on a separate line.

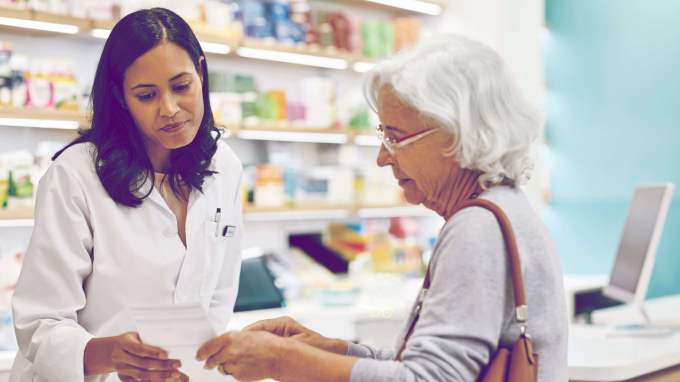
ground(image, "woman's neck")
xmin=423 ymin=167 xmax=485 ymax=221
xmin=146 ymin=142 xmax=172 ymax=174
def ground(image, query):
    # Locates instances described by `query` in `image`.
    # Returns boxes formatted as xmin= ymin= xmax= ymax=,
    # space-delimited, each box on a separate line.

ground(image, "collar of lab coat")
xmin=133 ymin=155 xmax=219 ymax=211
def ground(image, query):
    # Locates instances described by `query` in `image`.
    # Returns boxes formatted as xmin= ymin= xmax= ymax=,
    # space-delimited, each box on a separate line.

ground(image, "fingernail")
xmin=159 ymin=353 xmax=168 ymax=360
xmin=204 ymin=364 xmax=210 ymax=370
xmin=171 ymin=371 xmax=180 ymax=377
xmin=173 ymin=362 xmax=181 ymax=368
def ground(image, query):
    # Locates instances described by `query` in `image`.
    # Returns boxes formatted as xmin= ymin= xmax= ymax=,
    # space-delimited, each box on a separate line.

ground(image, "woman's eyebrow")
xmin=130 ymin=72 xmax=191 ymax=90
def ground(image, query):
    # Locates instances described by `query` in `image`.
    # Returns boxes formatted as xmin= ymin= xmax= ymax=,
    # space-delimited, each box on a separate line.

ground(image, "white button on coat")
xmin=10 ymin=141 xmax=244 ymax=382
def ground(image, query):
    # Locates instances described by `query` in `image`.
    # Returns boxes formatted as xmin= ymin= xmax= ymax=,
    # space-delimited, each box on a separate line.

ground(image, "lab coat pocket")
xmin=202 ymin=221 xmax=231 ymax=296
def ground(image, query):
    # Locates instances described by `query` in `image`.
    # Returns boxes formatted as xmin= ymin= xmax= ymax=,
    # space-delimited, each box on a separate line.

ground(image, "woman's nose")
xmin=377 ymin=144 xmax=395 ymax=168
xmin=159 ymin=92 xmax=180 ymax=118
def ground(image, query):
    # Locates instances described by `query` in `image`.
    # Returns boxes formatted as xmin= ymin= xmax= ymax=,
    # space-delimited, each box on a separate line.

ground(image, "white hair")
xmin=363 ymin=34 xmax=543 ymax=188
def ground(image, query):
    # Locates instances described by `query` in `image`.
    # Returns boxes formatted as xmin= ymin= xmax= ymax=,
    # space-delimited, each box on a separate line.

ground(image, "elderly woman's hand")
xmin=196 ymin=330 xmax=286 ymax=381
xmin=242 ymin=316 xmax=348 ymax=355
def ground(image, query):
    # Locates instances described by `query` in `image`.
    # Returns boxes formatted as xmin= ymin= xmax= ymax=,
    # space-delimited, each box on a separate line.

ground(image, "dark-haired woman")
xmin=10 ymin=8 xmax=243 ymax=382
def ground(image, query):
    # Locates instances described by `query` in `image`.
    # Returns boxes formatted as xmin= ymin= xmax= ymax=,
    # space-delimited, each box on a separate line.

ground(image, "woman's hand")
xmin=196 ymin=331 xmax=287 ymax=381
xmin=109 ymin=332 xmax=181 ymax=382
xmin=243 ymin=316 xmax=348 ymax=355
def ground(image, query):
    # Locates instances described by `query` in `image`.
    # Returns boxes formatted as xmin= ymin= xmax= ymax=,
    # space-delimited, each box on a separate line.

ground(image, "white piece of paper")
xmin=129 ymin=302 xmax=236 ymax=382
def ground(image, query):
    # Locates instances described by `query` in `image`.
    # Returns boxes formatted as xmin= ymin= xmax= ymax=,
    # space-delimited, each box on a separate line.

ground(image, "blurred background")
xmin=0 ymin=0 xmax=679 ymax=380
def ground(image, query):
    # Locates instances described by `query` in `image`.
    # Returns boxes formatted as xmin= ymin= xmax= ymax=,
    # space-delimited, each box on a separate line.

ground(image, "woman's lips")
xmin=398 ymin=179 xmax=412 ymax=186
xmin=161 ymin=121 xmax=186 ymax=133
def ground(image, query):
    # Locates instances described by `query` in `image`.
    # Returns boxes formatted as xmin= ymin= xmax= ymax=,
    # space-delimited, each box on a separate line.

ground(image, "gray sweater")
xmin=346 ymin=186 xmax=568 ymax=382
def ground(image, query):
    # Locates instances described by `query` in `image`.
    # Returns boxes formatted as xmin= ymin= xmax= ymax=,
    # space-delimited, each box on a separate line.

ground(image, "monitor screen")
xmin=609 ymin=187 xmax=668 ymax=294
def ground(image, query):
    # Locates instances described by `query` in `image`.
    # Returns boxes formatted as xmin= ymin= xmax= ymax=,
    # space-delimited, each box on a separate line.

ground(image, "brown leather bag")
xmin=395 ymin=198 xmax=539 ymax=382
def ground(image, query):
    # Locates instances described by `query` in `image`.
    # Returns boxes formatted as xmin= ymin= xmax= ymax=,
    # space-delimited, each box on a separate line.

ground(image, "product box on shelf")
xmin=301 ymin=76 xmax=335 ymax=128
xmin=211 ymin=92 xmax=242 ymax=126
xmin=2 ymin=150 xmax=34 ymax=210
xmin=255 ymin=163 xmax=284 ymax=207
xmin=0 ymin=42 xmax=12 ymax=107
xmin=26 ymin=58 xmax=54 ymax=110
xmin=10 ymin=53 xmax=29 ymax=109
xmin=51 ymin=58 xmax=80 ymax=111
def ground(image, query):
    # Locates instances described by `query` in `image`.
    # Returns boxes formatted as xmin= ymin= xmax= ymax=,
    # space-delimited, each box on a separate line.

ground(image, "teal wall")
xmin=544 ymin=0 xmax=680 ymax=298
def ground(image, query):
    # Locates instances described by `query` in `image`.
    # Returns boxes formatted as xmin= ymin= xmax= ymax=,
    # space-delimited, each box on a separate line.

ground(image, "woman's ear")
xmin=112 ymin=85 xmax=127 ymax=109
xmin=198 ymin=56 xmax=205 ymax=85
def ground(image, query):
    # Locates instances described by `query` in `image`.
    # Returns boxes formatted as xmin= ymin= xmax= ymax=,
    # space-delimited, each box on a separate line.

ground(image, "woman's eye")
xmin=175 ymin=84 xmax=190 ymax=92
xmin=138 ymin=93 xmax=155 ymax=101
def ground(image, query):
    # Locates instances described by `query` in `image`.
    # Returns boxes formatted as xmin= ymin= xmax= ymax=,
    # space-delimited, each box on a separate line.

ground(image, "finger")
xmin=116 ymin=363 xmax=180 ymax=381
xmin=205 ymin=347 xmax=239 ymax=370
xmin=196 ymin=334 xmax=230 ymax=361
xmin=118 ymin=351 xmax=181 ymax=371
xmin=242 ymin=320 xmax=268 ymax=332
xmin=118 ymin=375 xmax=140 ymax=382
xmin=218 ymin=362 xmax=235 ymax=376
xmin=120 ymin=333 xmax=169 ymax=360
xmin=242 ymin=317 xmax=292 ymax=336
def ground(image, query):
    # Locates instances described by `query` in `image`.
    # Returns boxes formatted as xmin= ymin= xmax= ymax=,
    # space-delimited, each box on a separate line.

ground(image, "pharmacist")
xmin=10 ymin=8 xmax=243 ymax=382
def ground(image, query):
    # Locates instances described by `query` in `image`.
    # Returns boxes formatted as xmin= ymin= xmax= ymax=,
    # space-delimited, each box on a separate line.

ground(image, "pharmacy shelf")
xmin=0 ymin=6 xmax=380 ymax=72
xmin=234 ymin=124 xmax=357 ymax=144
xmin=0 ymin=208 xmax=33 ymax=220
xmin=0 ymin=208 xmax=34 ymax=228
xmin=0 ymin=108 xmax=83 ymax=130
xmin=0 ymin=108 xmax=80 ymax=120
xmin=357 ymin=205 xmax=439 ymax=218
xmin=0 ymin=109 xmax=378 ymax=144
xmin=243 ymin=204 xmax=438 ymax=222
xmin=319 ymin=0 xmax=446 ymax=16
xmin=244 ymin=205 xmax=352 ymax=222
xmin=0 ymin=204 xmax=437 ymax=227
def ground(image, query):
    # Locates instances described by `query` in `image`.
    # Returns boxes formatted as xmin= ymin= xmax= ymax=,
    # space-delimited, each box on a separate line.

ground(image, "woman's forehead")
xmin=378 ymin=89 xmax=423 ymax=132
xmin=124 ymin=43 xmax=196 ymax=87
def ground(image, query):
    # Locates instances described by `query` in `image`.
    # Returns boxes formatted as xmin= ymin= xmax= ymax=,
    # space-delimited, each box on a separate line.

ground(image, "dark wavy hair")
xmin=54 ymin=7 xmax=221 ymax=207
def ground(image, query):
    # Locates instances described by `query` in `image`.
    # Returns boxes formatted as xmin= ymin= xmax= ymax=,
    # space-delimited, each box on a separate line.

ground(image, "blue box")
xmin=238 ymin=1 xmax=266 ymax=24
xmin=270 ymin=1 xmax=290 ymax=21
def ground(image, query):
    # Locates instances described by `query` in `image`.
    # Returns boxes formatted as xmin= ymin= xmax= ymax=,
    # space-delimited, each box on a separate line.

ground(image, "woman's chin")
xmin=161 ymin=128 xmax=199 ymax=150
xmin=401 ymin=187 xmax=426 ymax=205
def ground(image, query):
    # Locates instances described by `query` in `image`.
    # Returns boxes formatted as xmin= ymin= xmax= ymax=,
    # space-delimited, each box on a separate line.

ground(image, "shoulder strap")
xmin=424 ymin=199 xmax=527 ymax=309
xmin=395 ymin=198 xmax=529 ymax=361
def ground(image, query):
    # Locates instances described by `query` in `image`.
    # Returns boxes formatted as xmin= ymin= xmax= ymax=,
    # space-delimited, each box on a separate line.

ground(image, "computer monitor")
xmin=602 ymin=184 xmax=674 ymax=307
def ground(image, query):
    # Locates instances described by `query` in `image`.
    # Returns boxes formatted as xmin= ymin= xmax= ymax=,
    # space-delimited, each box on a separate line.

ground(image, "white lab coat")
xmin=9 ymin=140 xmax=244 ymax=382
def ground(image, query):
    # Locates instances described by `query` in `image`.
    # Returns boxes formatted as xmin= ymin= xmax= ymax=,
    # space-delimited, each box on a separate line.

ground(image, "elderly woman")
xmin=196 ymin=34 xmax=568 ymax=382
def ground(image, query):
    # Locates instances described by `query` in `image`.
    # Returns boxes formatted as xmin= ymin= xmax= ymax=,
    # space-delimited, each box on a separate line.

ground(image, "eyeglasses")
xmin=375 ymin=125 xmax=437 ymax=155
xmin=358 ymin=304 xmax=395 ymax=318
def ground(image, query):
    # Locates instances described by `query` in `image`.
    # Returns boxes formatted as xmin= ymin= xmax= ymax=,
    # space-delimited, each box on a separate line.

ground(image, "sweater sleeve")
xmin=349 ymin=207 xmax=513 ymax=382
xmin=346 ymin=341 xmax=395 ymax=360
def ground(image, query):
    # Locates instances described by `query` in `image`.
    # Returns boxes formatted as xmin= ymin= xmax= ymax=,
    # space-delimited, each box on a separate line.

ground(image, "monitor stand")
xmin=607 ymin=304 xmax=673 ymax=338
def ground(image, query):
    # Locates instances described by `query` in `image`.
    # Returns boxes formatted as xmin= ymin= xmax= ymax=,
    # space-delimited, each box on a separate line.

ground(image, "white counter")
xmin=568 ymin=324 xmax=680 ymax=381
xmin=592 ymin=294 xmax=680 ymax=327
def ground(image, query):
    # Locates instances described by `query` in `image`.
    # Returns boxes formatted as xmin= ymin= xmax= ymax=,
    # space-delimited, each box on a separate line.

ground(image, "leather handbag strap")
xmin=395 ymin=198 xmax=529 ymax=361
